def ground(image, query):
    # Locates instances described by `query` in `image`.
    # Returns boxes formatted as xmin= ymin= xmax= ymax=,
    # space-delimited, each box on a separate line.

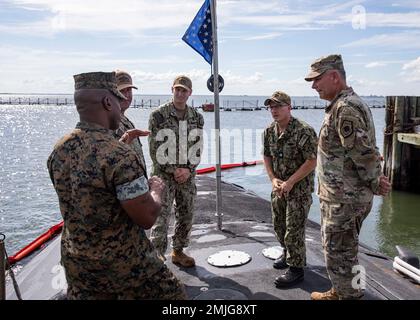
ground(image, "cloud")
xmin=228 ymin=2 xmax=420 ymax=31
xmin=122 ymin=69 xmax=290 ymax=95
xmin=243 ymin=32 xmax=283 ymax=41
xmin=289 ymin=77 xmax=306 ymax=85
xmin=0 ymin=45 xmax=196 ymax=93
xmin=222 ymin=70 xmax=264 ymax=85
xmin=2 ymin=0 xmax=289 ymax=36
xmin=2 ymin=1 xmax=420 ymax=96
xmin=0 ymin=45 xmax=285 ymax=94
xmin=368 ymin=12 xmax=420 ymax=28
xmin=339 ymin=12 xmax=420 ymax=28
xmin=224 ymin=1 xmax=420 ymax=31
xmin=219 ymin=0 xmax=289 ymax=16
xmin=0 ymin=45 xmax=193 ymax=71
xmin=365 ymin=61 xmax=387 ymax=68
xmin=229 ymin=15 xmax=313 ymax=28
xmin=2 ymin=0 xmax=203 ymax=36
xmin=345 ymin=74 xmax=399 ymax=95
xmin=391 ymin=1 xmax=420 ymax=9
xmin=347 ymin=75 xmax=390 ymax=87
xmin=132 ymin=69 xmax=210 ymax=84
xmin=4 ymin=0 xmax=419 ymax=38
xmin=228 ymin=57 xmax=309 ymax=70
xmin=341 ymin=32 xmax=420 ymax=49
xmin=401 ymin=56 xmax=420 ymax=82
xmin=364 ymin=60 xmax=408 ymax=68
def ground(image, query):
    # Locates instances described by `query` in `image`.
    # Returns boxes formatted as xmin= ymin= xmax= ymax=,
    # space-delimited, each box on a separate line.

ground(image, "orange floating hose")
xmin=8 ymin=160 xmax=263 ymax=265
xmin=197 ymin=160 xmax=263 ymax=175
xmin=8 ymin=221 xmax=64 ymax=265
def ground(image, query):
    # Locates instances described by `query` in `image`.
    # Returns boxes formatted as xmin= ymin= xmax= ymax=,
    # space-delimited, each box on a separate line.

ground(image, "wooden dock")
xmin=398 ymin=133 xmax=420 ymax=146
xmin=383 ymin=96 xmax=420 ymax=192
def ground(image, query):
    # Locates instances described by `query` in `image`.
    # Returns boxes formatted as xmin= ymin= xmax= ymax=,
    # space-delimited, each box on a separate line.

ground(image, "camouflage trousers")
xmin=150 ymin=176 xmax=197 ymax=256
xmin=320 ymin=200 xmax=372 ymax=299
xmin=66 ymin=264 xmax=186 ymax=300
xmin=271 ymin=192 xmax=312 ymax=268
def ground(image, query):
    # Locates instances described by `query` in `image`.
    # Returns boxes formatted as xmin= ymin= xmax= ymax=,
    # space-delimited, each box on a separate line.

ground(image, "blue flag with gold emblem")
xmin=182 ymin=0 xmax=213 ymax=65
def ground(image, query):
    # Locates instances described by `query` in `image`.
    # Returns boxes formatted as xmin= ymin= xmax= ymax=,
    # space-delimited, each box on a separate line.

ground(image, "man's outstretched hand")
xmin=119 ymin=129 xmax=150 ymax=144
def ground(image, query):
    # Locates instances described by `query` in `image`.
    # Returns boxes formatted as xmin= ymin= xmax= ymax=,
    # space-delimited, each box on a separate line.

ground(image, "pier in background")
xmin=383 ymin=96 xmax=420 ymax=192
xmin=0 ymin=96 xmax=386 ymax=110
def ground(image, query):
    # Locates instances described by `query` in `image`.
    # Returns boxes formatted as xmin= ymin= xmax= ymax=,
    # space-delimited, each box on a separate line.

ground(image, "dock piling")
xmin=383 ymin=96 xmax=420 ymax=192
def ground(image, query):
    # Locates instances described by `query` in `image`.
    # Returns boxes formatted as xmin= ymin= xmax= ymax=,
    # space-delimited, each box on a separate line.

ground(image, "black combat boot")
xmin=273 ymin=250 xmax=288 ymax=269
xmin=274 ymin=266 xmax=304 ymax=288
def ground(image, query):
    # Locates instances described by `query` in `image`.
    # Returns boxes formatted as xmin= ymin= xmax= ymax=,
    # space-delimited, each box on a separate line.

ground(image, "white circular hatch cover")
xmin=207 ymin=250 xmax=252 ymax=267
xmin=262 ymin=246 xmax=284 ymax=260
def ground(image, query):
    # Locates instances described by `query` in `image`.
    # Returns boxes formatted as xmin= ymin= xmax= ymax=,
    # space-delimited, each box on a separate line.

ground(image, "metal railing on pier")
xmin=0 ymin=97 xmax=165 ymax=108
xmin=0 ymin=96 xmax=385 ymax=110
xmin=0 ymin=96 xmax=74 ymax=106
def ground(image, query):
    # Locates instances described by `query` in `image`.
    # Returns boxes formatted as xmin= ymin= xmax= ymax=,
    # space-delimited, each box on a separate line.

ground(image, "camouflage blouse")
xmin=47 ymin=121 xmax=163 ymax=290
xmin=114 ymin=114 xmax=147 ymax=178
xmin=263 ymin=117 xmax=318 ymax=198
xmin=148 ymin=101 xmax=204 ymax=180
xmin=317 ymin=88 xmax=382 ymax=203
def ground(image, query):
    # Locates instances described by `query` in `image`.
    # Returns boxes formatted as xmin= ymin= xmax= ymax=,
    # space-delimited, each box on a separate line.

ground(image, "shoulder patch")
xmin=298 ymin=134 xmax=309 ymax=147
xmin=340 ymin=120 xmax=354 ymax=138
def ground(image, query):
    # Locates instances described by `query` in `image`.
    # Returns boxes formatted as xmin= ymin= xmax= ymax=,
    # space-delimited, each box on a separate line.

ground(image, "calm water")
xmin=1 ymin=95 xmax=419 ymax=260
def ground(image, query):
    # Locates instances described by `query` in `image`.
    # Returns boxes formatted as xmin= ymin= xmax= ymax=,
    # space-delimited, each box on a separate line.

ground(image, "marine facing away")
xmin=47 ymin=71 xmax=186 ymax=299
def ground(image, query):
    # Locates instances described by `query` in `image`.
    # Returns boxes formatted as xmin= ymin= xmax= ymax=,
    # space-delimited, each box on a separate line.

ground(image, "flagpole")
xmin=210 ymin=0 xmax=223 ymax=230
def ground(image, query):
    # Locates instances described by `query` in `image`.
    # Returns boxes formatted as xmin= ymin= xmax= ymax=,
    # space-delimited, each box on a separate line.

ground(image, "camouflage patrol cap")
xmin=305 ymin=54 xmax=345 ymax=81
xmin=264 ymin=90 xmax=291 ymax=106
xmin=173 ymin=75 xmax=192 ymax=91
xmin=73 ymin=71 xmax=127 ymax=100
xmin=115 ymin=69 xmax=138 ymax=91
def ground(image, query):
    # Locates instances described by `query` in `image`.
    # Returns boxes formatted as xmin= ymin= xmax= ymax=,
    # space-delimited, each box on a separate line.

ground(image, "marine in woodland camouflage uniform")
xmin=263 ymin=90 xmax=317 ymax=287
xmin=148 ymin=75 xmax=204 ymax=267
xmin=114 ymin=70 xmax=147 ymax=176
xmin=305 ymin=54 xmax=390 ymax=300
xmin=47 ymin=71 xmax=185 ymax=300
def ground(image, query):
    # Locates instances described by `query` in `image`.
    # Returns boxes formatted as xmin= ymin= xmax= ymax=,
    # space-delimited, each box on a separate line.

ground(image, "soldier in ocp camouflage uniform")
xmin=148 ymin=75 xmax=204 ymax=268
xmin=305 ymin=54 xmax=391 ymax=300
xmin=262 ymin=90 xmax=318 ymax=288
xmin=114 ymin=70 xmax=148 ymax=177
xmin=47 ymin=71 xmax=186 ymax=300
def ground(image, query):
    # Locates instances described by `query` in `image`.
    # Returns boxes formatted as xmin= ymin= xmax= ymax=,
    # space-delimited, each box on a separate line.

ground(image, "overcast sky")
xmin=1 ymin=0 xmax=420 ymax=96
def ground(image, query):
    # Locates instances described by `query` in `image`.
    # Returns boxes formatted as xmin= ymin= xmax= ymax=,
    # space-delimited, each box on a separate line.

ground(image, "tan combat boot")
xmin=171 ymin=250 xmax=195 ymax=268
xmin=310 ymin=288 xmax=339 ymax=300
